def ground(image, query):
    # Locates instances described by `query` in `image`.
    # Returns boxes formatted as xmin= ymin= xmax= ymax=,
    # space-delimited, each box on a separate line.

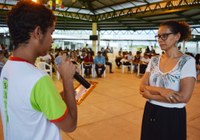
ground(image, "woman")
xmin=83 ymin=52 xmax=94 ymax=77
xmin=139 ymin=53 xmax=150 ymax=74
xmin=140 ymin=21 xmax=196 ymax=140
xmin=70 ymin=50 xmax=81 ymax=73
xmin=132 ymin=51 xmax=141 ymax=72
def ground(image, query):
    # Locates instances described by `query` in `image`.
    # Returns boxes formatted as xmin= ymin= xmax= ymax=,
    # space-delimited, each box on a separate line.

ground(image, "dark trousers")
xmin=122 ymin=62 xmax=131 ymax=70
xmin=106 ymin=62 xmax=112 ymax=72
xmin=115 ymin=58 xmax=122 ymax=68
xmin=95 ymin=65 xmax=105 ymax=77
xmin=83 ymin=65 xmax=92 ymax=76
xmin=139 ymin=64 xmax=147 ymax=74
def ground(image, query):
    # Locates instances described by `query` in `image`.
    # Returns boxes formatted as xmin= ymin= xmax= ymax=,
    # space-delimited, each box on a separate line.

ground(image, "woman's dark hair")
xmin=160 ymin=20 xmax=191 ymax=42
xmin=7 ymin=0 xmax=56 ymax=49
xmin=195 ymin=53 xmax=200 ymax=64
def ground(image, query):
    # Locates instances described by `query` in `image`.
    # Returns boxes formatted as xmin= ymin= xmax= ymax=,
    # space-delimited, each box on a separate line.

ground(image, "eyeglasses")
xmin=155 ymin=33 xmax=174 ymax=41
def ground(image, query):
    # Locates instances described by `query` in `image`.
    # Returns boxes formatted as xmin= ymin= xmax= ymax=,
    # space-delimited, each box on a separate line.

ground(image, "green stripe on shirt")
xmin=30 ymin=76 xmax=67 ymax=120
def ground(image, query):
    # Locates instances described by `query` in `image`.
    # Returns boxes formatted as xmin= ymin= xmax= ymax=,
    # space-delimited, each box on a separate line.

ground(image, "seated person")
xmin=70 ymin=51 xmax=81 ymax=73
xmin=40 ymin=52 xmax=52 ymax=64
xmin=115 ymin=51 xmax=122 ymax=68
xmin=94 ymin=51 xmax=105 ymax=78
xmin=103 ymin=51 xmax=113 ymax=73
xmin=139 ymin=53 xmax=150 ymax=74
xmin=132 ymin=51 xmax=141 ymax=72
xmin=83 ymin=52 xmax=94 ymax=77
xmin=78 ymin=51 xmax=86 ymax=63
xmin=55 ymin=51 xmax=63 ymax=65
xmin=121 ymin=51 xmax=133 ymax=71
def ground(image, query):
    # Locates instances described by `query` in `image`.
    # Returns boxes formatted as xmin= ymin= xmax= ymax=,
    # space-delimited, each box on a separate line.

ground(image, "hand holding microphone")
xmin=57 ymin=55 xmax=91 ymax=89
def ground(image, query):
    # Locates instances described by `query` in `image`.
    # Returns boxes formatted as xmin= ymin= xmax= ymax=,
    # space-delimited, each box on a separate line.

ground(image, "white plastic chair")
xmin=56 ymin=67 xmax=60 ymax=80
xmin=81 ymin=63 xmax=95 ymax=78
xmin=37 ymin=62 xmax=52 ymax=77
xmin=122 ymin=62 xmax=133 ymax=73
xmin=81 ymin=63 xmax=86 ymax=77
xmin=93 ymin=64 xmax=106 ymax=77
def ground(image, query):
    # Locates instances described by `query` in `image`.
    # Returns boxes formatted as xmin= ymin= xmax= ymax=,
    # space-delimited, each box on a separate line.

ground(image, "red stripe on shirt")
xmin=9 ymin=56 xmax=35 ymax=66
xmin=50 ymin=108 xmax=68 ymax=123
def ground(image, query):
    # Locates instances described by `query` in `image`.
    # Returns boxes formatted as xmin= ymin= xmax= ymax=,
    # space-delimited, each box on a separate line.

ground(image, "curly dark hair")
xmin=7 ymin=0 xmax=56 ymax=49
xmin=160 ymin=20 xmax=191 ymax=42
xmin=195 ymin=53 xmax=200 ymax=65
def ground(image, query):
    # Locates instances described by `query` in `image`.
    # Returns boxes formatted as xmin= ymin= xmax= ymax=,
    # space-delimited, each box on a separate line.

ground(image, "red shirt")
xmin=84 ymin=56 xmax=93 ymax=63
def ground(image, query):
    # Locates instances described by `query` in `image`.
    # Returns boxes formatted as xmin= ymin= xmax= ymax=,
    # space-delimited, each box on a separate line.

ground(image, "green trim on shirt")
xmin=30 ymin=76 xmax=67 ymax=120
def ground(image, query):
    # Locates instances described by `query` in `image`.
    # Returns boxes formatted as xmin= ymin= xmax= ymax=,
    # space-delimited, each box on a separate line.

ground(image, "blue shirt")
xmin=55 ymin=56 xmax=62 ymax=65
xmin=94 ymin=56 xmax=105 ymax=65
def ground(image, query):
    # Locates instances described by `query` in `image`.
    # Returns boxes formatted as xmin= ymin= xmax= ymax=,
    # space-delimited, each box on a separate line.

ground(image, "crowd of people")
xmin=114 ymin=48 xmax=157 ymax=74
xmin=114 ymin=46 xmax=200 ymax=78
xmin=2 ymin=41 xmax=200 ymax=79
xmin=38 ymin=47 xmax=115 ymax=78
xmin=37 ymin=46 xmax=161 ymax=79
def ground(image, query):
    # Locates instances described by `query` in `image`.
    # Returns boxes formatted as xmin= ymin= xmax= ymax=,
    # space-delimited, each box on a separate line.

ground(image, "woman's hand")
xmin=140 ymin=85 xmax=182 ymax=103
xmin=165 ymin=92 xmax=182 ymax=103
xmin=140 ymin=85 xmax=146 ymax=92
xmin=140 ymin=86 xmax=152 ymax=100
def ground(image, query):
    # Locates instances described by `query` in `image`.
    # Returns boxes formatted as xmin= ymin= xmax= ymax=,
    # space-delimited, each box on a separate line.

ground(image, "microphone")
xmin=71 ymin=61 xmax=91 ymax=89
xmin=56 ymin=59 xmax=91 ymax=89
xmin=74 ymin=72 xmax=91 ymax=89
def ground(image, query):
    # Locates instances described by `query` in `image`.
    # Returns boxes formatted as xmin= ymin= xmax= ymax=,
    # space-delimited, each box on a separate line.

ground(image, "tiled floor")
xmin=0 ymin=68 xmax=200 ymax=140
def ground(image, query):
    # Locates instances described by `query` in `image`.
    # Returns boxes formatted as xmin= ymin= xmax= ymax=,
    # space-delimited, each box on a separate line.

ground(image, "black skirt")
xmin=141 ymin=101 xmax=186 ymax=140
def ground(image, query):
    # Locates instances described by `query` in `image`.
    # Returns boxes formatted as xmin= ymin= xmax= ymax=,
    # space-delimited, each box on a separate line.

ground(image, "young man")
xmin=0 ymin=1 xmax=77 ymax=140
xmin=94 ymin=51 xmax=105 ymax=78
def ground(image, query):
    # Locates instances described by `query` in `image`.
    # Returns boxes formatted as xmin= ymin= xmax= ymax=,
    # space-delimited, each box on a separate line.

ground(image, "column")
xmin=92 ymin=22 xmax=97 ymax=53
xmin=98 ymin=31 xmax=100 ymax=52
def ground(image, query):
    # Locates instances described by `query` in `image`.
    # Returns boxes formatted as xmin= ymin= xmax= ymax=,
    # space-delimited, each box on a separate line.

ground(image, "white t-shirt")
xmin=140 ymin=56 xmax=150 ymax=64
xmin=0 ymin=57 xmax=67 ymax=140
xmin=127 ymin=55 xmax=133 ymax=61
xmin=146 ymin=54 xmax=196 ymax=108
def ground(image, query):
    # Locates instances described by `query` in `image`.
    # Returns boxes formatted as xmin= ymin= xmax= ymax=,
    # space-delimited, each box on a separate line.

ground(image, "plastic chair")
xmin=37 ymin=62 xmax=52 ymax=77
xmin=93 ymin=64 xmax=106 ymax=77
xmin=122 ymin=62 xmax=133 ymax=73
xmin=56 ymin=68 xmax=60 ymax=80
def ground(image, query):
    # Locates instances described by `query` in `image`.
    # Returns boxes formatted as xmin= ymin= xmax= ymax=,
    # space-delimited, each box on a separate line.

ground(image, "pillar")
xmin=92 ymin=22 xmax=97 ymax=53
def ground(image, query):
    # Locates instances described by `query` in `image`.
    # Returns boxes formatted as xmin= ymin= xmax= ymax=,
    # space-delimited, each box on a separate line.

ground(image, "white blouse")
xmin=146 ymin=54 xmax=196 ymax=108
